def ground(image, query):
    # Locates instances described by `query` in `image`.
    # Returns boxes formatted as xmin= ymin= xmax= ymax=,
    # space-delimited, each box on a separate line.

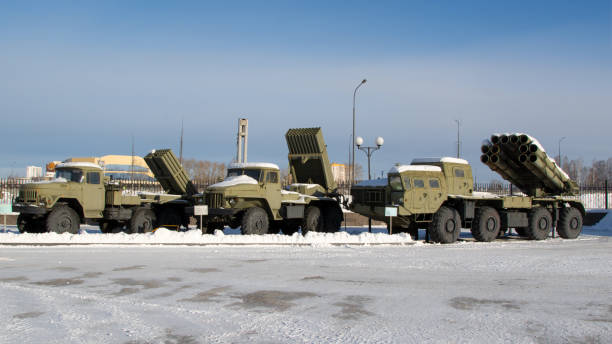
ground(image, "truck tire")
xmin=156 ymin=208 xmax=182 ymax=230
xmin=323 ymin=205 xmax=343 ymax=233
xmin=46 ymin=205 xmax=80 ymax=234
xmin=241 ymin=207 xmax=269 ymax=235
xmin=527 ymin=207 xmax=552 ymax=240
xmin=129 ymin=208 xmax=156 ymax=234
xmin=302 ymin=206 xmax=323 ymax=235
xmin=428 ymin=206 xmax=461 ymax=244
xmin=557 ymin=207 xmax=582 ymax=239
xmin=470 ymin=206 xmax=501 ymax=242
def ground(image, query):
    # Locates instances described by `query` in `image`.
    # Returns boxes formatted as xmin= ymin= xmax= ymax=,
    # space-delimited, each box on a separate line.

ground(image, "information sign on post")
xmin=194 ymin=205 xmax=208 ymax=232
xmin=0 ymin=204 xmax=14 ymax=232
xmin=385 ymin=206 xmax=398 ymax=234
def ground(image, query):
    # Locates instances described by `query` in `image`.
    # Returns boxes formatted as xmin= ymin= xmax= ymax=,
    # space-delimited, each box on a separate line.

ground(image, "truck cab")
xmin=13 ymin=162 xmax=106 ymax=233
xmin=203 ymin=162 xmax=282 ymax=227
xmin=199 ymin=127 xmax=343 ymax=236
xmin=350 ymin=157 xmax=472 ymax=238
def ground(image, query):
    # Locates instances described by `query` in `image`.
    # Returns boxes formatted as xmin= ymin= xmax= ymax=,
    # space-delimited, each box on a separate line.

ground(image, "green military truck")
xmin=13 ymin=150 xmax=196 ymax=234
xmin=198 ymin=127 xmax=343 ymax=235
xmin=350 ymin=133 xmax=584 ymax=243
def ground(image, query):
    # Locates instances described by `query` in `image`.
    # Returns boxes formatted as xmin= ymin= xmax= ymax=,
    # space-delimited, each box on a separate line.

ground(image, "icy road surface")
xmin=0 ymin=225 xmax=611 ymax=343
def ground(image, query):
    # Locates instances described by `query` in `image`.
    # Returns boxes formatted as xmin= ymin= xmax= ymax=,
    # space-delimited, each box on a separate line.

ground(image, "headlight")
xmin=228 ymin=198 xmax=237 ymax=206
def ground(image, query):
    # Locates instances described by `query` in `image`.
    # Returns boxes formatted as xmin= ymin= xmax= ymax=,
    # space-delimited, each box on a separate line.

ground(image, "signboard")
xmin=0 ymin=204 xmax=13 ymax=215
xmin=194 ymin=205 xmax=208 ymax=216
xmin=384 ymin=207 xmax=398 ymax=217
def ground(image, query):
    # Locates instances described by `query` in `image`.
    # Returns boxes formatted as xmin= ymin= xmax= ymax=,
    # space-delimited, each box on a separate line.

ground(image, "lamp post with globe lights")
xmin=351 ymin=79 xmax=367 ymax=186
xmin=356 ymin=136 xmax=384 ymax=232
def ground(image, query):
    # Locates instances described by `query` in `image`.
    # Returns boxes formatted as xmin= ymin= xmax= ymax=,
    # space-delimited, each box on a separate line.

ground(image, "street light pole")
xmin=558 ymin=136 xmax=566 ymax=168
xmin=356 ymin=136 xmax=384 ymax=232
xmin=455 ymin=119 xmax=461 ymax=158
xmin=352 ymin=79 xmax=367 ymax=186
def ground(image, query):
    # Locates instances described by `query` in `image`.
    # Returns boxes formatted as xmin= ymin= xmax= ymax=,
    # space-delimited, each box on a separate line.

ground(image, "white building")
xmin=26 ymin=166 xmax=43 ymax=179
xmin=331 ymin=163 xmax=348 ymax=184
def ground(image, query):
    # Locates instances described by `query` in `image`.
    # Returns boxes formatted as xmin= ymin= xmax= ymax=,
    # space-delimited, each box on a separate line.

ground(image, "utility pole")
xmin=179 ymin=118 xmax=184 ymax=164
xmin=130 ymin=135 xmax=135 ymax=184
xmin=455 ymin=120 xmax=461 ymax=158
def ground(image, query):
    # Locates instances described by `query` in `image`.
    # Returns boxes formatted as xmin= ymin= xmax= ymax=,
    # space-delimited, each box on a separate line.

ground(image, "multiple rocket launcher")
xmin=481 ymin=133 xmax=578 ymax=197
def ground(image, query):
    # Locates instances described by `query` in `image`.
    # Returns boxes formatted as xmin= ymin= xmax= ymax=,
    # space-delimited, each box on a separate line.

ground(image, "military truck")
xmin=13 ymin=150 xmax=195 ymax=234
xmin=198 ymin=127 xmax=343 ymax=235
xmin=350 ymin=133 xmax=584 ymax=243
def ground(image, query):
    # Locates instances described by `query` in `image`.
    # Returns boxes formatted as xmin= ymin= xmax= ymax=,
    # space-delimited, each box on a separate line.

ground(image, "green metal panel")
xmin=144 ymin=149 xmax=196 ymax=196
xmin=285 ymin=127 xmax=337 ymax=193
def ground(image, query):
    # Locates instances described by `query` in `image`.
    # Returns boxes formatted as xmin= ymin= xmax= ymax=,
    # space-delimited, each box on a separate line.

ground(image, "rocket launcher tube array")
xmin=482 ymin=133 xmax=577 ymax=196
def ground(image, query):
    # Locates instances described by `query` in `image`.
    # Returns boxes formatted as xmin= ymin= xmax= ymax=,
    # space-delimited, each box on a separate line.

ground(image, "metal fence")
xmin=1 ymin=178 xmax=609 ymax=209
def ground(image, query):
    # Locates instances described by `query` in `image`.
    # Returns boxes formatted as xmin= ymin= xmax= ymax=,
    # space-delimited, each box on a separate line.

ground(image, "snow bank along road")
xmin=0 ymin=227 xmax=611 ymax=343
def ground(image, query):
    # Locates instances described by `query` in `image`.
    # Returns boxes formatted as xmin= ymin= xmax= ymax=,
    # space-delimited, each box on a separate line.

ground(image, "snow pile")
xmin=0 ymin=228 xmax=414 ymax=246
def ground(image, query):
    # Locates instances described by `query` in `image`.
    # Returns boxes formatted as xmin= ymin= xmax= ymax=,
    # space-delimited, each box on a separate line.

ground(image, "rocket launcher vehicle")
xmin=481 ymin=133 xmax=578 ymax=197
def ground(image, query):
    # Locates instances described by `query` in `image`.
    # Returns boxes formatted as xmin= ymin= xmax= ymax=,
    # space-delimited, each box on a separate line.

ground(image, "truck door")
xmin=428 ymin=178 xmax=444 ymax=212
xmin=82 ymin=171 xmax=105 ymax=218
xmin=263 ymin=170 xmax=281 ymax=217
xmin=400 ymin=176 xmax=414 ymax=213
xmin=452 ymin=167 xmax=469 ymax=195
xmin=412 ymin=177 xmax=426 ymax=212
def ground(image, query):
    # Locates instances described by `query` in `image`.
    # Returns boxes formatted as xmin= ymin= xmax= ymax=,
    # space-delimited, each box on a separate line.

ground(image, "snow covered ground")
xmin=1 ymin=214 xmax=611 ymax=343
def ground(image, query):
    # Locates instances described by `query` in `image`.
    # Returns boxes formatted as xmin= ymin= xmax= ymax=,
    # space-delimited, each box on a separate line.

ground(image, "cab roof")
xmin=228 ymin=162 xmax=280 ymax=170
xmin=411 ymin=157 xmax=469 ymax=165
xmin=389 ymin=165 xmax=442 ymax=174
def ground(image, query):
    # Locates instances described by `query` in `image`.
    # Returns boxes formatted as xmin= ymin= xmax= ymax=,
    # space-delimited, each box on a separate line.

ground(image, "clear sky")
xmin=1 ymin=1 xmax=611 ymax=181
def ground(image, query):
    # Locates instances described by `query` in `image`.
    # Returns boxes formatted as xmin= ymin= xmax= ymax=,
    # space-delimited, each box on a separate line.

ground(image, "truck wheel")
xmin=323 ymin=205 xmax=343 ymax=233
xmin=302 ymin=206 xmax=323 ymax=235
xmin=527 ymin=207 xmax=552 ymax=240
xmin=557 ymin=207 xmax=582 ymax=239
xmin=156 ymin=208 xmax=182 ymax=230
xmin=46 ymin=205 xmax=80 ymax=234
xmin=241 ymin=207 xmax=269 ymax=235
xmin=428 ymin=206 xmax=461 ymax=244
xmin=130 ymin=208 xmax=156 ymax=234
xmin=470 ymin=206 xmax=501 ymax=242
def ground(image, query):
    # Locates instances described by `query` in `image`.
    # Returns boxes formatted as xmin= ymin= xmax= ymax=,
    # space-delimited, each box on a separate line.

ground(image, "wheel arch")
xmin=56 ymin=198 xmax=84 ymax=222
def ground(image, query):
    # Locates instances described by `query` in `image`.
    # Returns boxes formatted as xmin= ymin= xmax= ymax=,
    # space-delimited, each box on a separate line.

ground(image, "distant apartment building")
xmin=26 ymin=166 xmax=43 ymax=179
xmin=331 ymin=163 xmax=348 ymax=184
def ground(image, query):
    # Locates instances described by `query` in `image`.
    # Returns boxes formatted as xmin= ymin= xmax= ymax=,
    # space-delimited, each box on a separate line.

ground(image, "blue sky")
xmin=1 ymin=1 xmax=611 ymax=181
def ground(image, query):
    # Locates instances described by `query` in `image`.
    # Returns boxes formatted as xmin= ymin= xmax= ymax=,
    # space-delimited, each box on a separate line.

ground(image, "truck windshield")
xmin=389 ymin=175 xmax=403 ymax=191
xmin=227 ymin=169 xmax=261 ymax=181
xmin=56 ymin=169 xmax=84 ymax=183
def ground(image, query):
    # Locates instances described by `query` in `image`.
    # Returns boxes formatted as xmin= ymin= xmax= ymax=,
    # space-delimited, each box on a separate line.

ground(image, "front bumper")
xmin=208 ymin=208 xmax=240 ymax=216
xmin=12 ymin=203 xmax=48 ymax=215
